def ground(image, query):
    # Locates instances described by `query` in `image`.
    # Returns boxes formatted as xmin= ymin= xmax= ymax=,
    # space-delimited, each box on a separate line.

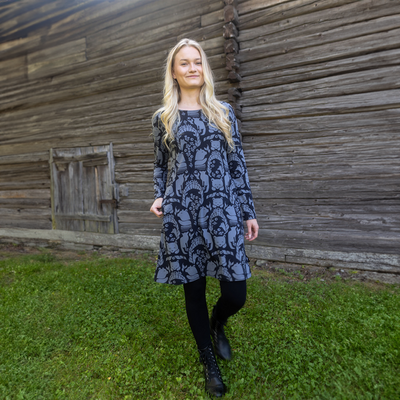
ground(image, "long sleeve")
xmin=152 ymin=113 xmax=169 ymax=200
xmin=226 ymin=104 xmax=257 ymax=221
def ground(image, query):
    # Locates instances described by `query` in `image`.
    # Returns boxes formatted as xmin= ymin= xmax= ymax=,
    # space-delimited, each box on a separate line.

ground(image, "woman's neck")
xmin=178 ymin=90 xmax=202 ymax=110
xmin=178 ymin=102 xmax=202 ymax=110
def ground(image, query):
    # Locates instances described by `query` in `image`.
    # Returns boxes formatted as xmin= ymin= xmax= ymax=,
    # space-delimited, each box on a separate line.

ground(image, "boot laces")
xmin=201 ymin=346 xmax=222 ymax=381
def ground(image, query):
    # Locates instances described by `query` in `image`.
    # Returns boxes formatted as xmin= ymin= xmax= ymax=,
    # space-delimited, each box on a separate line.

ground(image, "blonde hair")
xmin=151 ymin=38 xmax=235 ymax=153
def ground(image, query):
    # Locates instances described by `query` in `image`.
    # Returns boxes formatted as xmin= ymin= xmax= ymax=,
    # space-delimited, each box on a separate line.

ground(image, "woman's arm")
xmin=226 ymin=104 xmax=257 ymax=222
xmin=150 ymin=113 xmax=168 ymax=218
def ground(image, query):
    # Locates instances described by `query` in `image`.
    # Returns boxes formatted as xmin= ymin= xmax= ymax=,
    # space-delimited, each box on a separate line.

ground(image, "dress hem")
xmin=154 ymin=271 xmax=252 ymax=285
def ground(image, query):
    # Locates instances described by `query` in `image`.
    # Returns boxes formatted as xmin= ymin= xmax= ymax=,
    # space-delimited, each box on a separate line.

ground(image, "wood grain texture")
xmin=234 ymin=0 xmax=400 ymax=259
xmin=0 ymin=0 xmax=398 ymax=271
xmin=0 ymin=227 xmax=398 ymax=273
xmin=50 ymin=145 xmax=117 ymax=234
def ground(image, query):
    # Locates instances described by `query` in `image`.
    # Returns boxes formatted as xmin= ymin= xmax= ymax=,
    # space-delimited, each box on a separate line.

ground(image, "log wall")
xmin=234 ymin=0 xmax=400 ymax=256
xmin=0 ymin=0 xmax=399 ymax=272
xmin=0 ymin=0 xmax=229 ymax=235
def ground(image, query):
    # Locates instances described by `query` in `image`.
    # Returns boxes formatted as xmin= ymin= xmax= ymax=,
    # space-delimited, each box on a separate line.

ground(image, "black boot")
xmin=198 ymin=343 xmax=227 ymax=397
xmin=210 ymin=305 xmax=232 ymax=361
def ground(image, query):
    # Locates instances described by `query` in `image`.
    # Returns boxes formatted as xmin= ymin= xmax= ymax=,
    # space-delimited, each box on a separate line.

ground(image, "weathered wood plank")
xmin=116 ymin=199 xmax=154 ymax=212
xmin=256 ymin=212 xmax=400 ymax=232
xmin=0 ymin=55 xmax=26 ymax=83
xmin=241 ymin=108 xmax=400 ymax=136
xmin=238 ymin=0 xmax=363 ymax=29
xmin=86 ymin=17 xmax=199 ymax=61
xmin=0 ymin=207 xmax=51 ymax=218
xmin=0 ymin=63 xmax=230 ymax=113
xmin=0 ymin=181 xmax=50 ymax=190
xmin=243 ymin=141 xmax=400 ymax=165
xmin=239 ymin=66 xmax=400 ymax=106
xmin=96 ymin=152 xmax=115 ymax=234
xmin=238 ymin=0 xmax=314 ymax=16
xmin=239 ymin=0 xmax=399 ymax=47
xmin=243 ymin=14 xmax=400 ymax=63
xmin=0 ymin=227 xmax=162 ymax=252
xmin=0 ymin=1 xmax=146 ymax=59
xmin=250 ymin=178 xmax=400 ymax=199
xmin=254 ymin=228 xmax=400 ymax=254
xmin=81 ymin=157 xmax=97 ymax=233
xmin=248 ymin=244 xmax=400 ymax=272
xmin=202 ymin=7 xmax=225 ymax=27
xmin=239 ymin=28 xmax=400 ymax=75
xmin=85 ymin=0 xmax=222 ymax=59
xmin=0 ymin=169 xmax=49 ymax=184
xmin=46 ymin=0 xmax=149 ymax=38
xmin=117 ymin=183 xmax=152 ymax=199
xmin=52 ymin=152 xmax=108 ymax=163
xmin=0 ymin=0 xmax=85 ymax=39
xmin=56 ymin=213 xmax=111 ymax=222
xmin=118 ymin=223 xmax=162 ymax=236
xmin=107 ymin=143 xmax=119 ymax=234
xmin=0 ymin=162 xmax=49 ymax=173
xmin=241 ymin=90 xmax=400 ymax=119
xmin=0 ymin=189 xmax=49 ymax=198
xmin=0 ymin=220 xmax=51 ymax=230
xmin=27 ymin=38 xmax=87 ymax=80
xmin=0 ymin=228 xmax=398 ymax=273
xmin=0 ymin=198 xmax=50 ymax=208
xmin=117 ymin=210 xmax=167 ymax=224
xmin=0 ymin=151 xmax=49 ymax=164
xmin=239 ymin=48 xmax=400 ymax=91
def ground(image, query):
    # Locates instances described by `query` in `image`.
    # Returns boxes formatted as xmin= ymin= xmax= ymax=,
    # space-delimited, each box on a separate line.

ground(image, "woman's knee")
xmin=183 ymin=276 xmax=207 ymax=303
xmin=220 ymin=280 xmax=247 ymax=311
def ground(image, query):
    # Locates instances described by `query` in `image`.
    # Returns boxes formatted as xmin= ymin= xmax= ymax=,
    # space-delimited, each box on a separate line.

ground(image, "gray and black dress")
xmin=152 ymin=101 xmax=257 ymax=285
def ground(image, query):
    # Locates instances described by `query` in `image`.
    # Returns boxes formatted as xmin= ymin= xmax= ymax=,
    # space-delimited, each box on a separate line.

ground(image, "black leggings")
xmin=183 ymin=277 xmax=247 ymax=349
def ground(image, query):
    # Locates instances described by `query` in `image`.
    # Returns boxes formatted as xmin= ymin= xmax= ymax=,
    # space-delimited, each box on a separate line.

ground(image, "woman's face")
xmin=172 ymin=46 xmax=204 ymax=91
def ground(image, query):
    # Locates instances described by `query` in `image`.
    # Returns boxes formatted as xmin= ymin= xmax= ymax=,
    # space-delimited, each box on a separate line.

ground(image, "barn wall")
xmin=0 ymin=0 xmax=229 ymax=234
xmin=234 ymin=0 xmax=400 ymax=256
xmin=0 ymin=0 xmax=399 ymax=273
xmin=0 ymin=152 xmax=51 ymax=229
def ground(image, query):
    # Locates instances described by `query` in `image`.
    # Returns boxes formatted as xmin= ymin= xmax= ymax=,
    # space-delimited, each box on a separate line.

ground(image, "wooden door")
xmin=49 ymin=144 xmax=118 ymax=234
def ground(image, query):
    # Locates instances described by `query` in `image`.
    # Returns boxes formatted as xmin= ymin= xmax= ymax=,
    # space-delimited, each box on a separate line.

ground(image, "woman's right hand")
xmin=150 ymin=197 xmax=163 ymax=218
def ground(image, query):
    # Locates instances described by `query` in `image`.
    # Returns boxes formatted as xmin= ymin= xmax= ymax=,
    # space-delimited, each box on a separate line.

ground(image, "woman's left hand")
xmin=245 ymin=219 xmax=259 ymax=241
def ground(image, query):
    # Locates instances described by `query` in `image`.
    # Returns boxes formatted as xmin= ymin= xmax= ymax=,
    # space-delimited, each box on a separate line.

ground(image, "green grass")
xmin=0 ymin=252 xmax=399 ymax=399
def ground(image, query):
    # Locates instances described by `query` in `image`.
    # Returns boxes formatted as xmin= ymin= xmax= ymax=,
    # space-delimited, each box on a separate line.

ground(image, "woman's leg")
xmin=183 ymin=278 xmax=247 ymax=346
xmin=210 ymin=279 xmax=247 ymax=360
xmin=215 ymin=279 xmax=247 ymax=321
xmin=183 ymin=277 xmax=226 ymax=397
xmin=183 ymin=276 xmax=212 ymax=349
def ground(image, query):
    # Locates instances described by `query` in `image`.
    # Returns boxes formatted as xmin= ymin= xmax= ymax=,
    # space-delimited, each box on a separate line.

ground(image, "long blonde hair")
xmin=151 ymin=38 xmax=235 ymax=153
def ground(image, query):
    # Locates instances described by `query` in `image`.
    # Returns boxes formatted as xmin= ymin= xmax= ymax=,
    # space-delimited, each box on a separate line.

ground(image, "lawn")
xmin=0 ymin=249 xmax=399 ymax=399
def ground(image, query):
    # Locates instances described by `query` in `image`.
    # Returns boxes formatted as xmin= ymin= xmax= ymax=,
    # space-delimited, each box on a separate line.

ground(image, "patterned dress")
xmin=152 ymin=101 xmax=257 ymax=285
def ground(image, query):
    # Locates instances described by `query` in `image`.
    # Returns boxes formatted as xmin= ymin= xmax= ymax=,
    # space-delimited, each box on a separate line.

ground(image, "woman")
xmin=150 ymin=38 xmax=259 ymax=397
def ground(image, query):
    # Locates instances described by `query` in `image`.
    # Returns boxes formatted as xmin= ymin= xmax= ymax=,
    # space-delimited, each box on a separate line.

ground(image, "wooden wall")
xmin=0 ymin=0 xmax=399 ymax=271
xmin=234 ymin=0 xmax=400 ymax=256
xmin=0 ymin=0 xmax=229 ymax=234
